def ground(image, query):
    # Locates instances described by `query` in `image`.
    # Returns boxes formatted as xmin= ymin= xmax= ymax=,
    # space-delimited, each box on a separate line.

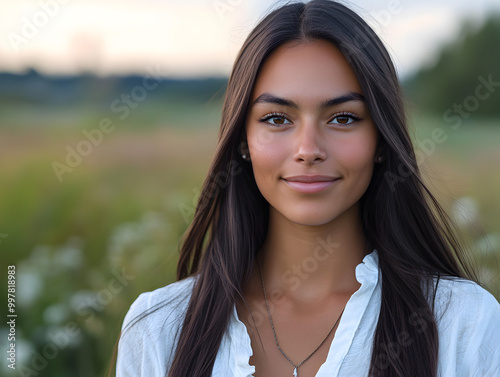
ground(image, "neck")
xmin=258 ymin=203 xmax=369 ymax=301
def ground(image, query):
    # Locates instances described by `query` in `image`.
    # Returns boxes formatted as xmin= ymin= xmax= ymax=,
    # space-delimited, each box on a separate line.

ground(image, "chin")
xmin=286 ymin=211 xmax=341 ymax=227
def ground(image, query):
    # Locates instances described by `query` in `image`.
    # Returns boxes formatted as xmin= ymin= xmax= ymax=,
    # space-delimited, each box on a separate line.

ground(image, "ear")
xmin=238 ymin=140 xmax=251 ymax=161
xmin=374 ymin=140 xmax=387 ymax=163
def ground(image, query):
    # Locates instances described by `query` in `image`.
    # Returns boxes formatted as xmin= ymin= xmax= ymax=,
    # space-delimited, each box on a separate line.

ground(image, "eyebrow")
xmin=252 ymin=92 xmax=366 ymax=109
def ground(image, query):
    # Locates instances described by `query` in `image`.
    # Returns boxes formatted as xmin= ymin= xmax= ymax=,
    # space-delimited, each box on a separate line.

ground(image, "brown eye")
xmin=336 ymin=116 xmax=350 ymax=124
xmin=259 ymin=113 xmax=292 ymax=127
xmin=329 ymin=112 xmax=360 ymax=126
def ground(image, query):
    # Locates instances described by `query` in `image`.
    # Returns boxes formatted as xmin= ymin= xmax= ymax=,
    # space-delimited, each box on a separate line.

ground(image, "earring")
xmin=239 ymin=140 xmax=250 ymax=161
xmin=376 ymin=155 xmax=384 ymax=163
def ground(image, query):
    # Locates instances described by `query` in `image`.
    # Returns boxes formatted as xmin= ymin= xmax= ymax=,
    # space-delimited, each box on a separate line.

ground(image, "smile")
xmin=282 ymin=175 xmax=341 ymax=194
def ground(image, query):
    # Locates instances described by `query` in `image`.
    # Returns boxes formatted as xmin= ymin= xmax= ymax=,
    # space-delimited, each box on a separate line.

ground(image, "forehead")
xmin=251 ymin=39 xmax=363 ymax=102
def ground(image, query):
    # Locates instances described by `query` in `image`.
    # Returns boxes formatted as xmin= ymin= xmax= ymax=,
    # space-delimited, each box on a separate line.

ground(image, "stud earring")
xmin=239 ymin=140 xmax=250 ymax=161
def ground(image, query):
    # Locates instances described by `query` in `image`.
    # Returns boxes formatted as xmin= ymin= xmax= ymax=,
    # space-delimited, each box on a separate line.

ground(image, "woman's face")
xmin=245 ymin=39 xmax=379 ymax=226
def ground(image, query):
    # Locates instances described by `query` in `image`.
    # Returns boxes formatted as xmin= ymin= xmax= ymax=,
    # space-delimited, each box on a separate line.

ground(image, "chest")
xmin=249 ymin=324 xmax=337 ymax=377
xmin=239 ymin=300 xmax=346 ymax=377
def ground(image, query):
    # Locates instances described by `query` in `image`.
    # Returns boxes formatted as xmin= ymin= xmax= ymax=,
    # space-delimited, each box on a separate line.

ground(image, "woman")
xmin=116 ymin=1 xmax=500 ymax=376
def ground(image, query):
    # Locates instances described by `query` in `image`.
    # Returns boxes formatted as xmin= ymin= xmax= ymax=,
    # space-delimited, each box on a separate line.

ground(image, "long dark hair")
xmin=169 ymin=1 xmax=478 ymax=376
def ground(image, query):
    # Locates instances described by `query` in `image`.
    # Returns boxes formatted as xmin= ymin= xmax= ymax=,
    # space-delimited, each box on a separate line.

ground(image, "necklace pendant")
xmin=293 ymin=367 xmax=297 ymax=377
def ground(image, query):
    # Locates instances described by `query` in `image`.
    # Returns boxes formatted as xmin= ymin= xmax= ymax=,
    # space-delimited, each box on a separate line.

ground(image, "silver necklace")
xmin=257 ymin=257 xmax=345 ymax=377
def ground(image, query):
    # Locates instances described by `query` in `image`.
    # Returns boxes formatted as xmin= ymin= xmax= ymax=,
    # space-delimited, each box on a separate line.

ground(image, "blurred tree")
xmin=404 ymin=15 xmax=500 ymax=119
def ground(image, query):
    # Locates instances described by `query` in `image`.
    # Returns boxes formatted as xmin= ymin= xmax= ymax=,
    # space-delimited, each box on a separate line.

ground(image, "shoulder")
xmin=431 ymin=277 xmax=500 ymax=376
xmin=432 ymin=277 xmax=499 ymax=322
xmin=116 ymin=276 xmax=197 ymax=377
xmin=121 ymin=276 xmax=196 ymax=333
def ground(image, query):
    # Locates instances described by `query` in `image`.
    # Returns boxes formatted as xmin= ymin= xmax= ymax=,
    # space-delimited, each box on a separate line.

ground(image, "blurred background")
xmin=0 ymin=0 xmax=499 ymax=376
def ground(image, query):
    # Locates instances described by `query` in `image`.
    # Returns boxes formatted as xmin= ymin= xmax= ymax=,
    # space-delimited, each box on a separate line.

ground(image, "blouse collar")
xmin=229 ymin=249 xmax=380 ymax=376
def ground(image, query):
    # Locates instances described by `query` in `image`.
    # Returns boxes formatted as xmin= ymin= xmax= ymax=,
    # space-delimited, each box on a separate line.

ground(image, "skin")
xmin=236 ymin=39 xmax=381 ymax=377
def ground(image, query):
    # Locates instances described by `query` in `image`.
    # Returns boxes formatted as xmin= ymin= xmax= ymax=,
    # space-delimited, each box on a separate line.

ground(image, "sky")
xmin=0 ymin=0 xmax=499 ymax=78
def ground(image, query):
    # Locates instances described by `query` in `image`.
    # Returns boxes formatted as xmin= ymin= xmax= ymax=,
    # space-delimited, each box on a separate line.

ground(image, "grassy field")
xmin=0 ymin=105 xmax=499 ymax=376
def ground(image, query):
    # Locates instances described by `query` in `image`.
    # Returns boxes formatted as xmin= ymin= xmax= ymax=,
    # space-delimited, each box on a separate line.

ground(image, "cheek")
xmin=247 ymin=128 xmax=286 ymax=187
xmin=334 ymin=133 xmax=377 ymax=176
xmin=246 ymin=125 xmax=280 ymax=156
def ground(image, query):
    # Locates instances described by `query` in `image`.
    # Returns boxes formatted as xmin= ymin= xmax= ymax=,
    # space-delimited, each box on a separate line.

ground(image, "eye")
xmin=259 ymin=112 xmax=292 ymax=126
xmin=329 ymin=112 xmax=361 ymax=126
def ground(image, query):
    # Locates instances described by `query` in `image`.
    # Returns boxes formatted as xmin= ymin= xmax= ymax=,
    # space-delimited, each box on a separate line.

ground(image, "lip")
xmin=283 ymin=175 xmax=339 ymax=183
xmin=282 ymin=175 xmax=340 ymax=194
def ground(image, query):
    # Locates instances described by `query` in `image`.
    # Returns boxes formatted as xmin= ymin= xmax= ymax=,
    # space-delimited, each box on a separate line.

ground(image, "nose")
xmin=293 ymin=122 xmax=327 ymax=164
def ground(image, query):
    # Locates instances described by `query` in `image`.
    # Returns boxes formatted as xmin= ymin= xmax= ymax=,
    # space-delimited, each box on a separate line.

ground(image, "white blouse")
xmin=116 ymin=251 xmax=500 ymax=376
